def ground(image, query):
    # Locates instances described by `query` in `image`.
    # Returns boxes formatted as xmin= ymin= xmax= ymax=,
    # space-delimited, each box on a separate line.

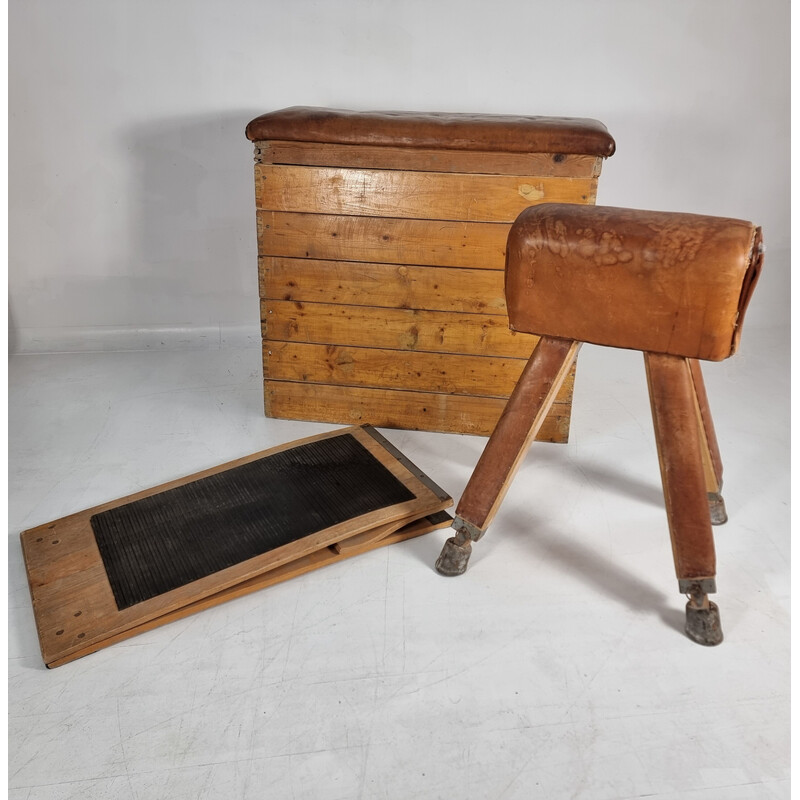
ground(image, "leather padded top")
xmin=245 ymin=106 xmax=616 ymax=157
xmin=505 ymin=204 xmax=763 ymax=361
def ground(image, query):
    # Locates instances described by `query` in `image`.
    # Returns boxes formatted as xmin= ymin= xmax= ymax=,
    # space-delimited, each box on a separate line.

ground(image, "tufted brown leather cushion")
xmin=245 ymin=106 xmax=616 ymax=157
xmin=505 ymin=204 xmax=762 ymax=361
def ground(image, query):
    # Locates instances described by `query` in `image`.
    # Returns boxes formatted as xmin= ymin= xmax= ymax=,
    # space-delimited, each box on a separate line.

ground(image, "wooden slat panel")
xmin=263 ymin=341 xmax=538 ymax=398
xmin=258 ymin=211 xmax=509 ymax=268
xmin=256 ymin=140 xmax=604 ymax=178
xmin=261 ymin=299 xmax=536 ymax=358
xmin=255 ymin=164 xmax=597 ymax=222
xmin=264 ymin=381 xmax=572 ymax=440
xmin=259 ymin=257 xmax=507 ymax=315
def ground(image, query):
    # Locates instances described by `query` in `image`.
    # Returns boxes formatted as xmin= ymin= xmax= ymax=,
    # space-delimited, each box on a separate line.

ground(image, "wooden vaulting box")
xmin=246 ymin=107 xmax=615 ymax=439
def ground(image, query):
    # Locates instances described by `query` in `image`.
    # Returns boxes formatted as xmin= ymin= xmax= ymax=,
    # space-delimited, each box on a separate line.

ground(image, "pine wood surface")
xmin=257 ymin=140 xmax=603 ymax=178
xmin=259 ymin=257 xmax=508 ymax=315
xmin=258 ymin=211 xmax=510 ymax=269
xmin=263 ymin=341 xmax=534 ymax=398
xmin=261 ymin=300 xmax=537 ymax=358
xmin=256 ymin=164 xmax=596 ymax=223
xmin=253 ymin=134 xmax=608 ymax=438
xmin=332 ymin=511 xmax=450 ymax=555
xmin=263 ymin=381 xmax=572 ymax=440
xmin=330 ymin=517 xmax=409 ymax=555
xmin=21 ymin=427 xmax=452 ymax=667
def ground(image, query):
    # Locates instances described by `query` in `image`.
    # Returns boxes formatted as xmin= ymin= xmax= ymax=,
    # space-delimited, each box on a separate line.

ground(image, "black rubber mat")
xmin=90 ymin=433 xmax=416 ymax=610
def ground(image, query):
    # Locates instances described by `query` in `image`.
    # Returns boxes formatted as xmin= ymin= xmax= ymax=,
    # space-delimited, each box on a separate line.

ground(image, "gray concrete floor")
xmin=8 ymin=328 xmax=790 ymax=799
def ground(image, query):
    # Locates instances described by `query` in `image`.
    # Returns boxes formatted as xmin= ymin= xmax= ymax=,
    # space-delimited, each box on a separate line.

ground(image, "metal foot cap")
xmin=435 ymin=537 xmax=472 ymax=576
xmin=685 ymin=600 xmax=724 ymax=646
xmin=708 ymin=493 xmax=728 ymax=526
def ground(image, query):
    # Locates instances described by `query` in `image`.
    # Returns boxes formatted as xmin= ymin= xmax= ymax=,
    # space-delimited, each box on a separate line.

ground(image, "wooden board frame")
xmin=21 ymin=426 xmax=452 ymax=668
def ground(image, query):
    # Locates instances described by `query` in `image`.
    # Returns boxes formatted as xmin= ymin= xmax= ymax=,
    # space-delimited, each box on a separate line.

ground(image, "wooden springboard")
xmin=21 ymin=425 xmax=452 ymax=668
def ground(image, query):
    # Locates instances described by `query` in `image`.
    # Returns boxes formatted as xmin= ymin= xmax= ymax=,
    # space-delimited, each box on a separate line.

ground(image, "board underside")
xmin=21 ymin=426 xmax=452 ymax=668
xmin=253 ymin=141 xmax=601 ymax=439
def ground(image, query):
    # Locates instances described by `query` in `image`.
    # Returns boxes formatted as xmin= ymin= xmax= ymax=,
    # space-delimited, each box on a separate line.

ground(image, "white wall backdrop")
xmin=9 ymin=0 xmax=790 ymax=353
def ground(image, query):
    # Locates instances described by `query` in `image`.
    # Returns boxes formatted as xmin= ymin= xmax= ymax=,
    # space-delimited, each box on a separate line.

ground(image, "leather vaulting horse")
xmin=436 ymin=203 xmax=763 ymax=646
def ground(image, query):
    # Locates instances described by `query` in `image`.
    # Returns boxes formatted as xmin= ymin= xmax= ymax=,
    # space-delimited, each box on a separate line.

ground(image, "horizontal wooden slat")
xmin=263 ymin=341 xmax=540 ymax=398
xmin=259 ymin=257 xmax=508 ymax=315
xmin=261 ymin=300 xmax=536 ymax=358
xmin=255 ymin=140 xmax=604 ymax=178
xmin=264 ymin=380 xmax=572 ymax=440
xmin=255 ymin=164 xmax=597 ymax=222
xmin=258 ymin=211 xmax=509 ymax=268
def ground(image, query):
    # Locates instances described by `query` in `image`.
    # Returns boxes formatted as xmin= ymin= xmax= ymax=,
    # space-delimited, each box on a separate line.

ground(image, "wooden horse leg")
xmin=645 ymin=352 xmax=723 ymax=645
xmin=435 ymin=336 xmax=581 ymax=576
xmin=688 ymin=358 xmax=728 ymax=525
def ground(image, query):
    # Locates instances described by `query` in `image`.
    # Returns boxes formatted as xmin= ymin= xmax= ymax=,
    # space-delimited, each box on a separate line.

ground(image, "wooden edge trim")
xmin=361 ymin=425 xmax=452 ymax=503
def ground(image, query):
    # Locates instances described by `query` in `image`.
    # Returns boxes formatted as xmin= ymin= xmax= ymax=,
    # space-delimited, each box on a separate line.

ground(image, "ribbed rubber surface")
xmin=91 ymin=434 xmax=416 ymax=610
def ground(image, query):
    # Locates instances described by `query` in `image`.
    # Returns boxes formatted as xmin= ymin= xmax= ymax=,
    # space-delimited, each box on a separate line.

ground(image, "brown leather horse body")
xmin=437 ymin=203 xmax=763 ymax=647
